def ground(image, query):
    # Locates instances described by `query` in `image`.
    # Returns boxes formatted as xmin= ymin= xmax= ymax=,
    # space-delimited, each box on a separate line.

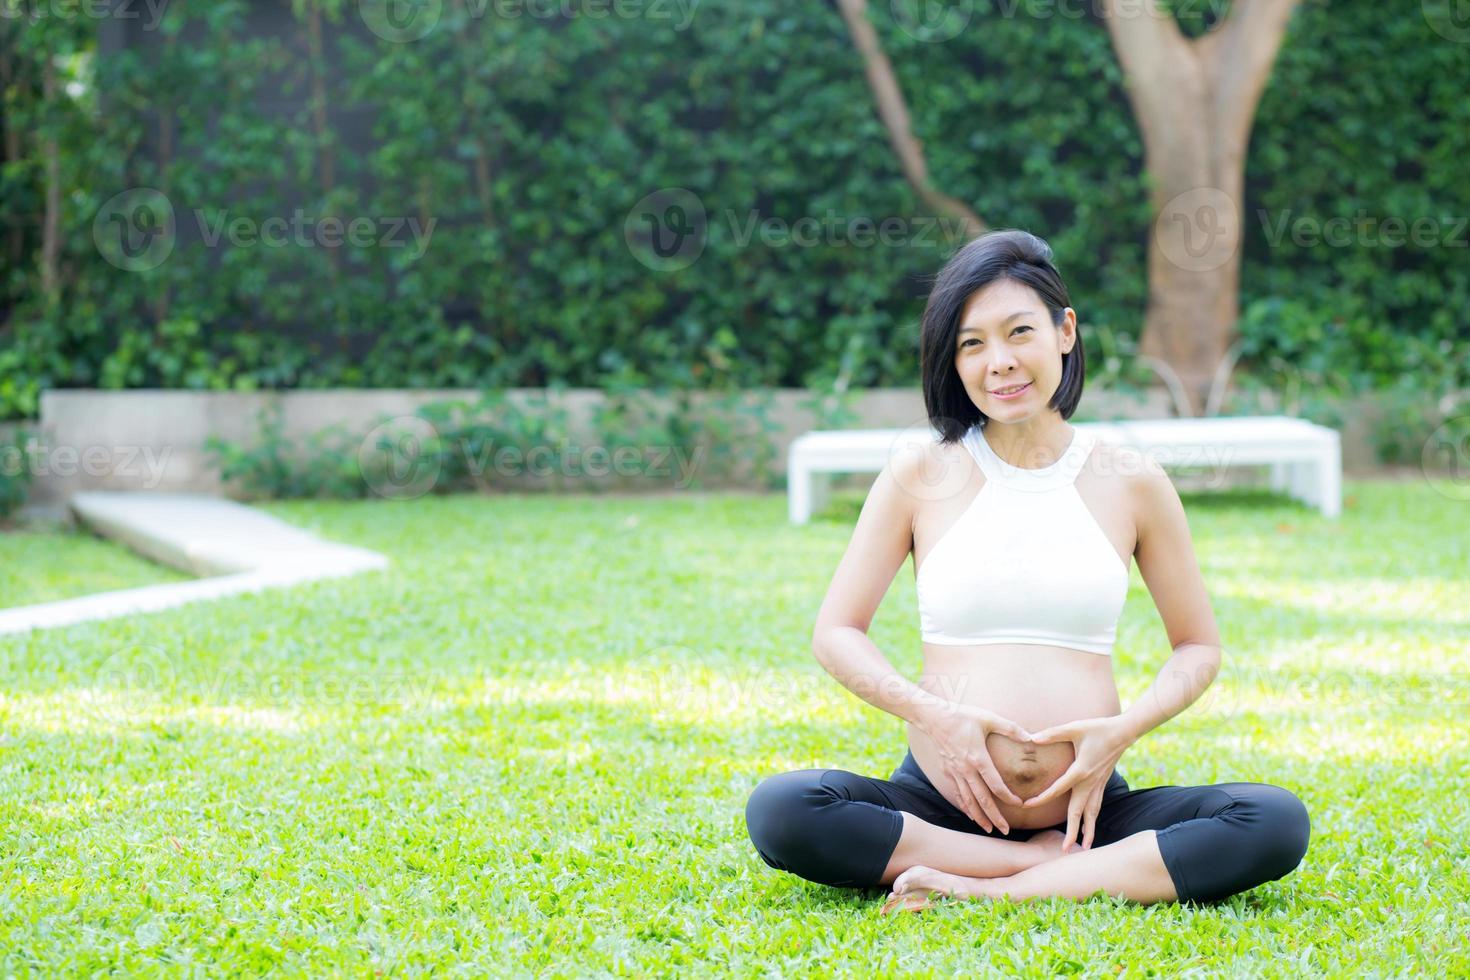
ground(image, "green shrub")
xmin=205 ymin=407 xmax=366 ymax=500
xmin=204 ymin=384 xmax=793 ymax=500
xmin=0 ymin=428 xmax=34 ymax=520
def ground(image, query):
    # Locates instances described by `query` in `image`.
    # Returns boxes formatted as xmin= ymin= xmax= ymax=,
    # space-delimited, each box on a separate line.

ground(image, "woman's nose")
xmin=990 ymin=348 xmax=1020 ymax=371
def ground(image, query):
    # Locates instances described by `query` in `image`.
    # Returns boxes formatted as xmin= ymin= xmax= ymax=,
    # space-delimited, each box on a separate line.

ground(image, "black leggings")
xmin=745 ymin=749 xmax=1310 ymax=903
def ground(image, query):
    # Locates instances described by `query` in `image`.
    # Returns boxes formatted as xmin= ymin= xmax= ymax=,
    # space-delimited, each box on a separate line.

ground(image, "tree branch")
xmin=1199 ymin=0 xmax=1302 ymax=155
xmin=40 ymin=47 xmax=59 ymax=311
xmin=1104 ymin=0 xmax=1216 ymax=180
xmin=835 ymin=0 xmax=984 ymax=238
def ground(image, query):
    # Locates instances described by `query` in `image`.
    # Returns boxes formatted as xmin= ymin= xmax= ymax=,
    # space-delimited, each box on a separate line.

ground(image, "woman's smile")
xmin=990 ymin=380 xmax=1033 ymax=400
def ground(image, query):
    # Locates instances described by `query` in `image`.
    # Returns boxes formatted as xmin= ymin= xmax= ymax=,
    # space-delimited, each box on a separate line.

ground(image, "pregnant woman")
xmin=744 ymin=229 xmax=1310 ymax=913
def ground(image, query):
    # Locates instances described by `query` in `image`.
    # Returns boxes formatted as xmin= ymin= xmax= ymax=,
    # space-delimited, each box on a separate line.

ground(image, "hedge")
xmin=0 ymin=0 xmax=1466 ymax=421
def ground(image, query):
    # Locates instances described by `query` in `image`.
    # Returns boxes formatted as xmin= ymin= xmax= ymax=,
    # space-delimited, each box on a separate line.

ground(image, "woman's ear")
xmin=1059 ymin=307 xmax=1078 ymax=354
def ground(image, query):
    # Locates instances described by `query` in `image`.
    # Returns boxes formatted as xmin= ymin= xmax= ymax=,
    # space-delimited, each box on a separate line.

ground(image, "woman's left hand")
xmin=1018 ymin=716 xmax=1135 ymax=853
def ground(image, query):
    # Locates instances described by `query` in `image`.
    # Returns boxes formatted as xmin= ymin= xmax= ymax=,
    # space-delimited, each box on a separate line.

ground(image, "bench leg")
xmin=789 ymin=463 xmax=812 ymax=524
xmin=809 ymin=471 xmax=832 ymax=520
xmin=1271 ymin=456 xmax=1340 ymax=518
xmin=1291 ymin=461 xmax=1317 ymax=510
xmin=1319 ymin=441 xmax=1342 ymax=519
xmin=1269 ymin=462 xmax=1290 ymax=495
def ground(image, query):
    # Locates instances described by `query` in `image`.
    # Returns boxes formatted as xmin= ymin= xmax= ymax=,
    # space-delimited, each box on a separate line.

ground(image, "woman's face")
xmin=953 ymin=278 xmax=1076 ymax=423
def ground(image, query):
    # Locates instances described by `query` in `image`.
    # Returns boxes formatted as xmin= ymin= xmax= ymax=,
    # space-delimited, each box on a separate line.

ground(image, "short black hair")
xmin=919 ymin=229 xmax=1085 ymax=443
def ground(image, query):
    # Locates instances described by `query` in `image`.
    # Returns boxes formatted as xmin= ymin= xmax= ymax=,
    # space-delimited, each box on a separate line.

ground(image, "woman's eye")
xmin=961 ymin=327 xmax=1029 ymax=348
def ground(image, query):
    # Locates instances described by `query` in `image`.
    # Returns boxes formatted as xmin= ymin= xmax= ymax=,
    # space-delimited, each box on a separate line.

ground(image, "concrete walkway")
xmin=0 ymin=492 xmax=388 ymax=635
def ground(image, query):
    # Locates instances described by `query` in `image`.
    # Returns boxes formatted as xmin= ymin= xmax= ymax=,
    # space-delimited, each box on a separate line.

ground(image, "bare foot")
xmin=881 ymin=865 xmax=976 ymax=915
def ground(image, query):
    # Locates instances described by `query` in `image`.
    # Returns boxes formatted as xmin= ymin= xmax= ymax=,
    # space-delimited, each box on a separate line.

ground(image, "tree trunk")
xmin=1105 ymin=0 xmax=1300 ymax=416
xmin=0 ymin=25 xmax=25 ymax=268
xmin=305 ymin=0 xmax=339 ymax=280
xmin=154 ymin=32 xmax=177 ymax=324
xmin=40 ymin=49 xmax=60 ymax=312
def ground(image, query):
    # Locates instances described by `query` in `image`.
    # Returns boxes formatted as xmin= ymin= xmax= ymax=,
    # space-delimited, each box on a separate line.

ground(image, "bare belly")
xmin=907 ymin=642 xmax=1123 ymax=830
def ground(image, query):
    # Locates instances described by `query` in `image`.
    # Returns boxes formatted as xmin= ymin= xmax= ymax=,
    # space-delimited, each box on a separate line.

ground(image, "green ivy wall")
xmin=1 ymin=0 xmax=1465 ymax=421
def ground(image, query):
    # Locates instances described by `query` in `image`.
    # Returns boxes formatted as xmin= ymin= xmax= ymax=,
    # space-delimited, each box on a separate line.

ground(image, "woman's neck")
xmin=979 ymin=417 xmax=1074 ymax=470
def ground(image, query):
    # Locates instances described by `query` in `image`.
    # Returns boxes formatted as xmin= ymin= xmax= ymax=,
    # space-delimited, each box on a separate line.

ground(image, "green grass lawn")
xmin=0 ymin=521 xmax=189 ymax=607
xmin=1 ymin=479 xmax=1466 ymax=975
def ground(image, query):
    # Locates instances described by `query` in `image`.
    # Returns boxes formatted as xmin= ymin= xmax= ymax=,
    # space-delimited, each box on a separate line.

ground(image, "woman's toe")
xmin=892 ymin=865 xmax=933 ymax=893
xmin=881 ymin=890 xmax=936 ymax=915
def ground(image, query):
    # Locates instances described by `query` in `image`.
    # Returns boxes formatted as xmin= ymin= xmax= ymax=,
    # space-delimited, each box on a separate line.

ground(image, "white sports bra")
xmin=915 ymin=423 xmax=1130 ymax=656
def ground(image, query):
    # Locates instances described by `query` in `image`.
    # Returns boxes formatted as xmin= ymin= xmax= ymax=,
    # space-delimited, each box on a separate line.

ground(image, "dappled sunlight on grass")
xmin=1209 ymin=719 xmax=1466 ymax=763
xmin=466 ymin=660 xmax=851 ymax=727
xmin=1 ymin=691 xmax=308 ymax=736
xmin=1215 ymin=577 xmax=1470 ymax=622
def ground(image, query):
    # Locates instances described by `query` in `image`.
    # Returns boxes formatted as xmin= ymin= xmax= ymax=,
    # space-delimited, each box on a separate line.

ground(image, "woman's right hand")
xmin=915 ymin=702 xmax=1034 ymax=834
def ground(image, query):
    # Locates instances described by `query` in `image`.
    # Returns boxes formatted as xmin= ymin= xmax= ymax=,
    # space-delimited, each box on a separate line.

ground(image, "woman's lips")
xmin=990 ymin=381 xmax=1032 ymax=400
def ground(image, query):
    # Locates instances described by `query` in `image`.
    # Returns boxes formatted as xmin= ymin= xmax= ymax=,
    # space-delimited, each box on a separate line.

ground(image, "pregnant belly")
xmin=907 ymin=643 xmax=1123 ymax=831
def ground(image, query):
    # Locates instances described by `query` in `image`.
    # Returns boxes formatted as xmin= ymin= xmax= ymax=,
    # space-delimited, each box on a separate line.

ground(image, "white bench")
xmin=787 ymin=415 xmax=1342 ymax=523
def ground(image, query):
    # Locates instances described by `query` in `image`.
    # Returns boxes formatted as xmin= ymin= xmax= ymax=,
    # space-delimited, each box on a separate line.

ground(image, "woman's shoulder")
xmin=883 ymin=429 xmax=981 ymax=513
xmin=888 ymin=426 xmax=975 ymax=473
xmin=1078 ymin=434 xmax=1174 ymax=529
xmin=1093 ymin=438 xmax=1179 ymax=535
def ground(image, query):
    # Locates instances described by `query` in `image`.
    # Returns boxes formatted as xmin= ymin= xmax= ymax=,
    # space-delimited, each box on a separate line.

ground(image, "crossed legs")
xmin=885 ymin=827 xmax=1178 ymax=911
xmin=877 ymin=810 xmax=1072 ymax=884
xmin=747 ymin=764 xmax=1310 ymax=907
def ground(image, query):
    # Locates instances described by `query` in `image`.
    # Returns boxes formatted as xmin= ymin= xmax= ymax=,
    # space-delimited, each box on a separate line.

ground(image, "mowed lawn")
xmin=0 ymin=523 xmax=189 ymax=607
xmin=1 ymin=479 xmax=1466 ymax=975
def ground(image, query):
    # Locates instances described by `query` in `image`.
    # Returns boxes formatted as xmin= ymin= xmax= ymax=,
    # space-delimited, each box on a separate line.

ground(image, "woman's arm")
xmin=1113 ymin=455 xmax=1224 ymax=744
xmin=810 ymin=456 xmax=946 ymax=725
